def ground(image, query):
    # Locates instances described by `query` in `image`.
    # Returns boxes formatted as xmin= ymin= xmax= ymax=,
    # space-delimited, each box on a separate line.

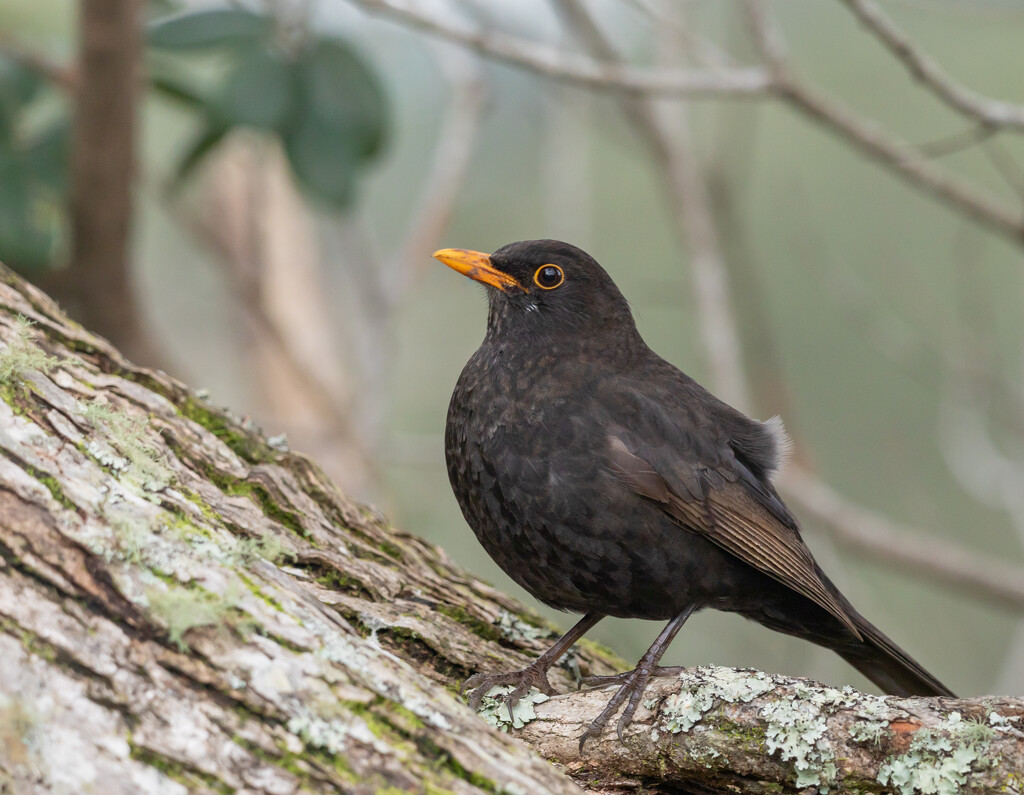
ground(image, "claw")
xmin=461 ymin=663 xmax=558 ymax=715
xmin=577 ymin=664 xmax=686 ymax=749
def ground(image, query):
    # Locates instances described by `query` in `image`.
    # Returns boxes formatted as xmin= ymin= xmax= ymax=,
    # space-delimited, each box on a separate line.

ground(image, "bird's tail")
xmin=835 ymin=606 xmax=954 ymax=698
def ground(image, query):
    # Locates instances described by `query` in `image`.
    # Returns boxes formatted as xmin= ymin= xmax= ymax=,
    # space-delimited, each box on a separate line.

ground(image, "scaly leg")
xmin=577 ymin=605 xmax=696 ymax=751
xmin=463 ymin=612 xmax=605 ymax=720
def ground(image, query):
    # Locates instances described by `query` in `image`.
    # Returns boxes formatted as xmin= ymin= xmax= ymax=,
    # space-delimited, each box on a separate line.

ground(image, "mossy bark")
xmin=0 ymin=263 xmax=1022 ymax=794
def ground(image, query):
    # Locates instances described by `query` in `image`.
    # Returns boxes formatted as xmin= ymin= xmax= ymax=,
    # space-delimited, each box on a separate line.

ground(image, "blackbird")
xmin=434 ymin=239 xmax=953 ymax=747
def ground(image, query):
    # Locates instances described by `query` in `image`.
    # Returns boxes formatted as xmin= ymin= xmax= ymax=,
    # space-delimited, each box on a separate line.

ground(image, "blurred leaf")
xmin=172 ymin=118 xmax=230 ymax=186
xmin=282 ymin=109 xmax=359 ymax=207
xmin=0 ymin=57 xmax=44 ymax=141
xmin=0 ymin=57 xmax=42 ymax=108
xmin=24 ymin=118 xmax=70 ymax=194
xmin=216 ymin=47 xmax=295 ymax=130
xmin=0 ymin=154 xmax=62 ymax=270
xmin=149 ymin=72 xmax=209 ymax=110
xmin=148 ymin=8 xmax=273 ymax=51
xmin=280 ymin=38 xmax=388 ymax=206
xmin=296 ymin=38 xmax=387 ymax=158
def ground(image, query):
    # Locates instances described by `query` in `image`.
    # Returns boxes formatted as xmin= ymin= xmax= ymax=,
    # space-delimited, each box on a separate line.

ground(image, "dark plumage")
xmin=435 ymin=239 xmax=953 ymax=747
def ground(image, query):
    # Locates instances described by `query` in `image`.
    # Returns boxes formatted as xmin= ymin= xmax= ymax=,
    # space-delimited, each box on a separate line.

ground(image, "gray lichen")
xmin=144 ymin=581 xmax=244 ymax=650
xmin=877 ymin=711 xmax=996 ymax=795
xmin=658 ymin=666 xmax=773 ymax=735
xmin=0 ymin=316 xmax=56 ymax=384
xmin=80 ymin=398 xmax=174 ymax=491
xmin=849 ymin=717 xmax=888 ymax=745
xmin=286 ymin=707 xmax=393 ymax=756
xmin=495 ymin=610 xmax=548 ymax=643
xmin=761 ymin=698 xmax=837 ymax=792
xmin=477 ymin=686 xmax=549 ymax=731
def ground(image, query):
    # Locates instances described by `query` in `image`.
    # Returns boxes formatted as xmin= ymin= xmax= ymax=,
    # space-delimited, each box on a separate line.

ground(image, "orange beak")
xmin=433 ymin=248 xmax=522 ymax=293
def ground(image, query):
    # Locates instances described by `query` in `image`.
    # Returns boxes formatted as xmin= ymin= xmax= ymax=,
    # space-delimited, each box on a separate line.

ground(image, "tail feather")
xmin=837 ymin=609 xmax=954 ymax=698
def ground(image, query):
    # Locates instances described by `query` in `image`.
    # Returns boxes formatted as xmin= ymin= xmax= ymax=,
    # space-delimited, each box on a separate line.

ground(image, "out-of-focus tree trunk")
xmin=42 ymin=0 xmax=153 ymax=365
xmin=1 ymin=263 xmax=1022 ymax=793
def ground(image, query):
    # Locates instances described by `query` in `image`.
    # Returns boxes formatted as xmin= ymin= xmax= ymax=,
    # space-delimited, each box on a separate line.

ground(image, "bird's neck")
xmin=481 ymin=306 xmax=647 ymax=373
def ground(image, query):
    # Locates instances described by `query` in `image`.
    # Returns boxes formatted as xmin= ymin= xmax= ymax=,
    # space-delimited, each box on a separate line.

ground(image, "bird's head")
xmin=433 ymin=239 xmax=638 ymax=342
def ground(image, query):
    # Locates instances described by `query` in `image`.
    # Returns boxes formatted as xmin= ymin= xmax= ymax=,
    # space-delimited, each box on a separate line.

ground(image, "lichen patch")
xmin=877 ymin=711 xmax=996 ymax=795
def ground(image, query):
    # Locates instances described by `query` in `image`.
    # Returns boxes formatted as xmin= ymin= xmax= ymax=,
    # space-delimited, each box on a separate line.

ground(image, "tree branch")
xmin=744 ymin=0 xmax=1024 ymax=246
xmin=837 ymin=0 xmax=1024 ymax=130
xmin=349 ymin=0 xmax=773 ymax=97
xmin=779 ymin=464 xmax=1024 ymax=612
xmin=524 ymin=669 xmax=1024 ymax=793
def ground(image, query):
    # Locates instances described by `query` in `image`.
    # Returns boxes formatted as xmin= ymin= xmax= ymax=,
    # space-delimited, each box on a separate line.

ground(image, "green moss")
xmin=385 ymin=703 xmax=425 ymax=732
xmin=435 ymin=605 xmax=502 ymax=643
xmin=304 ymin=562 xmax=374 ymax=600
xmin=178 ymin=396 xmax=275 ymax=465
xmin=377 ymin=539 xmax=404 ymax=561
xmin=130 ymin=743 xmax=234 ymax=794
xmin=422 ymin=785 xmax=458 ymax=795
xmin=722 ymin=720 xmax=767 ymax=749
xmin=418 ymin=737 xmax=498 ymax=794
xmin=236 ymin=571 xmax=285 ymax=613
xmin=377 ymin=627 xmax=469 ymax=681
xmin=162 ymin=509 xmax=215 ymax=542
xmin=212 ymin=474 xmax=308 ymax=539
xmin=22 ymin=464 xmax=77 ymax=511
xmin=0 ymin=618 xmax=58 ymax=663
xmin=182 ymin=489 xmax=221 ymax=524
xmin=575 ymin=636 xmax=629 ymax=669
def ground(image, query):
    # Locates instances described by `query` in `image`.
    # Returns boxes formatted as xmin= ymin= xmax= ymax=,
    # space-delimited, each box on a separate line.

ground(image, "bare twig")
xmin=744 ymin=0 xmax=1024 ymax=245
xmin=915 ymin=123 xmax=997 ymax=159
xmin=349 ymin=0 xmax=772 ymax=97
xmin=350 ymin=0 xmax=1024 ymax=250
xmin=837 ymin=0 xmax=1024 ymax=130
xmin=779 ymin=464 xmax=1024 ymax=612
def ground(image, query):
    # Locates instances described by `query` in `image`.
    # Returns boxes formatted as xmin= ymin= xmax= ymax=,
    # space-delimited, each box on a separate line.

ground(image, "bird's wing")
xmin=601 ymin=380 xmax=859 ymax=637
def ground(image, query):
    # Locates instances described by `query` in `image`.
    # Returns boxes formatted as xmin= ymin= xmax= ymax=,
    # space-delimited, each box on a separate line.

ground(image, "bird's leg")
xmin=462 ymin=612 xmax=605 ymax=719
xmin=577 ymin=605 xmax=696 ymax=751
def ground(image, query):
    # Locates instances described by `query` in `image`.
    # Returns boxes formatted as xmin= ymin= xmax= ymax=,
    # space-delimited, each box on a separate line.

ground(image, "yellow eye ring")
xmin=534 ymin=264 xmax=564 ymax=290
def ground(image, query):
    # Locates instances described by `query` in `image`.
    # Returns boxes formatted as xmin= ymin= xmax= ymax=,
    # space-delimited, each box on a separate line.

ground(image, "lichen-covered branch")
xmin=1 ymin=262 xmax=1022 ymax=794
xmin=523 ymin=667 xmax=1024 ymax=794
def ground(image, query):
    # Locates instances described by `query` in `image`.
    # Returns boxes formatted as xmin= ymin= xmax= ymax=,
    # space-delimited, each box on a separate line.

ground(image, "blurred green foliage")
xmin=148 ymin=6 xmax=388 ymax=206
xmin=0 ymin=56 xmax=68 ymax=270
xmin=0 ymin=4 xmax=389 ymax=270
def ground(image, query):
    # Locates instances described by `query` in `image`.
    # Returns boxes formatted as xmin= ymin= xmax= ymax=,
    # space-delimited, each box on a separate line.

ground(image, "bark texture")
xmin=0 ymin=263 xmax=1022 ymax=794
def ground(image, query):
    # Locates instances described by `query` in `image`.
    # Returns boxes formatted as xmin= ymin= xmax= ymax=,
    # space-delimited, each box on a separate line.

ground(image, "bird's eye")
xmin=534 ymin=264 xmax=564 ymax=290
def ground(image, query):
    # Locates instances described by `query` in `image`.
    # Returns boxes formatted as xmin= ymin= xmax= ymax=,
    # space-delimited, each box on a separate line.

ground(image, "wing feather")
xmin=607 ymin=433 xmax=860 ymax=637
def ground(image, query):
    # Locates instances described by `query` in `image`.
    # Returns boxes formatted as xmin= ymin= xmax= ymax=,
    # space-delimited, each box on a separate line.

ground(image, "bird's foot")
xmin=576 ymin=664 xmax=682 ymax=751
xmin=462 ymin=662 xmax=557 ymax=717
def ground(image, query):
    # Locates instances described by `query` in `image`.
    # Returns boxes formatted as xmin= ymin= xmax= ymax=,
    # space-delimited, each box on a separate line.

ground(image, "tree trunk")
xmin=40 ymin=0 xmax=155 ymax=366
xmin=0 ymin=263 xmax=1021 ymax=794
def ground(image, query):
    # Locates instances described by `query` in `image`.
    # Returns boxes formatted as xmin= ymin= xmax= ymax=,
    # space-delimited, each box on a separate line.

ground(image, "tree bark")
xmin=0 ymin=263 xmax=1022 ymax=794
